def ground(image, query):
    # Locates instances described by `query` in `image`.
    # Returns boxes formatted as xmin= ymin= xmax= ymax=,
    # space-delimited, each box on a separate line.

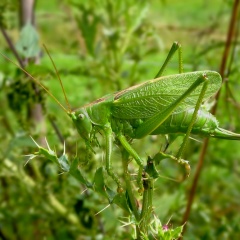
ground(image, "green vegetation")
xmin=0 ymin=0 xmax=239 ymax=239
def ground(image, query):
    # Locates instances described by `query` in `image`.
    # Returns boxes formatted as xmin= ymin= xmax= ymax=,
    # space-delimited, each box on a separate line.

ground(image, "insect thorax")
xmin=85 ymin=94 xmax=115 ymax=126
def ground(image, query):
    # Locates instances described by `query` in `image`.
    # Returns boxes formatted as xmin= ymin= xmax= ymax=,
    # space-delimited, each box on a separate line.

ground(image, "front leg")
xmin=117 ymin=134 xmax=144 ymax=192
xmin=104 ymin=124 xmax=123 ymax=192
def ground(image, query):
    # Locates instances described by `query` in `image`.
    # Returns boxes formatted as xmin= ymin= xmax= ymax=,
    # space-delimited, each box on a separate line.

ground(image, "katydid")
xmin=2 ymin=42 xmax=240 ymax=192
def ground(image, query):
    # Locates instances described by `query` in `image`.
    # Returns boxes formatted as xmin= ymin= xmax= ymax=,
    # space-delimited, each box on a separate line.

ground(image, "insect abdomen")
xmin=151 ymin=108 xmax=219 ymax=137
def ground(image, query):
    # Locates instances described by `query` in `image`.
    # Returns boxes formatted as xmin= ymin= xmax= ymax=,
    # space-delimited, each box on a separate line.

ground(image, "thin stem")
xmin=181 ymin=138 xmax=209 ymax=224
xmin=147 ymin=178 xmax=154 ymax=218
xmin=121 ymin=149 xmax=140 ymax=222
xmin=140 ymin=175 xmax=149 ymax=212
xmin=48 ymin=115 xmax=65 ymax=145
xmin=0 ymin=26 xmax=25 ymax=68
xmin=139 ymin=172 xmax=154 ymax=238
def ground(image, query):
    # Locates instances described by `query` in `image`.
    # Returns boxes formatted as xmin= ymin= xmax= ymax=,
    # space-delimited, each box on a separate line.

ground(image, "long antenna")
xmin=43 ymin=44 xmax=71 ymax=112
xmin=0 ymin=52 xmax=68 ymax=113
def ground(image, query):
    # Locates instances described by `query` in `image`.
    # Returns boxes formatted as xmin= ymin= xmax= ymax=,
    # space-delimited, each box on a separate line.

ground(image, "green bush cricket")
xmin=2 ymin=42 xmax=240 ymax=192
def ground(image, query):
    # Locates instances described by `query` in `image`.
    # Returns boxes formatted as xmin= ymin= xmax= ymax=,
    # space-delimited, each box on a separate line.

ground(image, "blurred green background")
xmin=0 ymin=0 xmax=240 ymax=239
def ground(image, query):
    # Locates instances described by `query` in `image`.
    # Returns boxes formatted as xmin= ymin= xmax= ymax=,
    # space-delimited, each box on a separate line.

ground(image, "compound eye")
xmin=78 ymin=113 xmax=85 ymax=120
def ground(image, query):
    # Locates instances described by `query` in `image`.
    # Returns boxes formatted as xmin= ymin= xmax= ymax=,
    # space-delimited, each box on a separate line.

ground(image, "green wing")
xmin=112 ymin=71 xmax=221 ymax=119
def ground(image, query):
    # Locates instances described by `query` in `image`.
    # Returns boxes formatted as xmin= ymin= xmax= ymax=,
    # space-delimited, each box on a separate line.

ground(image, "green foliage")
xmin=0 ymin=0 xmax=240 ymax=239
xmin=16 ymin=22 xmax=41 ymax=58
xmin=146 ymin=216 xmax=184 ymax=239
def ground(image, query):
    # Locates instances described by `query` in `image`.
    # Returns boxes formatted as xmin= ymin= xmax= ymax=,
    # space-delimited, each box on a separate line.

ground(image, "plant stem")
xmin=139 ymin=179 xmax=149 ymax=235
xmin=139 ymin=172 xmax=154 ymax=238
xmin=121 ymin=149 xmax=140 ymax=221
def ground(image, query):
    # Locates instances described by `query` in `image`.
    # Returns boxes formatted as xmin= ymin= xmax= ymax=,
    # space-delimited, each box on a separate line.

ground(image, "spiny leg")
xmin=134 ymin=74 xmax=209 ymax=180
xmin=154 ymin=42 xmax=183 ymax=153
xmin=154 ymin=42 xmax=183 ymax=78
xmin=154 ymin=45 xmax=209 ymax=177
xmin=135 ymin=74 xmax=207 ymax=139
xmin=104 ymin=125 xmax=123 ymax=192
xmin=117 ymin=134 xmax=144 ymax=192
xmin=176 ymin=74 xmax=209 ymax=159
xmin=159 ymin=74 xmax=209 ymax=179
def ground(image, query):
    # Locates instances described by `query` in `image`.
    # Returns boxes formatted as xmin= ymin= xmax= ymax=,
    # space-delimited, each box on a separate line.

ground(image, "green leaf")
xmin=112 ymin=192 xmax=131 ymax=214
xmin=16 ymin=22 xmax=40 ymax=58
xmin=69 ymin=157 xmax=92 ymax=188
xmin=170 ymin=225 xmax=184 ymax=238
xmin=93 ymin=167 xmax=116 ymax=200
xmin=74 ymin=4 xmax=100 ymax=56
xmin=58 ymin=154 xmax=70 ymax=172
xmin=38 ymin=146 xmax=59 ymax=165
xmin=145 ymin=156 xmax=159 ymax=179
xmin=32 ymin=138 xmax=93 ymax=188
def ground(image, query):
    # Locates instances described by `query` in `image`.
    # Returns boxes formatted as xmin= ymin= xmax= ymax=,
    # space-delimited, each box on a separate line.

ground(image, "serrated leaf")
xmin=170 ymin=225 xmax=184 ymax=238
xmin=69 ymin=157 xmax=92 ymax=188
xmin=58 ymin=154 xmax=70 ymax=172
xmin=93 ymin=167 xmax=109 ymax=198
xmin=38 ymin=146 xmax=59 ymax=165
xmin=93 ymin=167 xmax=116 ymax=201
xmin=112 ymin=192 xmax=131 ymax=214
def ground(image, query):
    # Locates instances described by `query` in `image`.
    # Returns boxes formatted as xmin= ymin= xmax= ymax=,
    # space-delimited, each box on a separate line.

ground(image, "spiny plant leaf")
xmin=93 ymin=167 xmax=116 ymax=200
xmin=112 ymin=192 xmax=131 ymax=214
xmin=69 ymin=157 xmax=92 ymax=188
